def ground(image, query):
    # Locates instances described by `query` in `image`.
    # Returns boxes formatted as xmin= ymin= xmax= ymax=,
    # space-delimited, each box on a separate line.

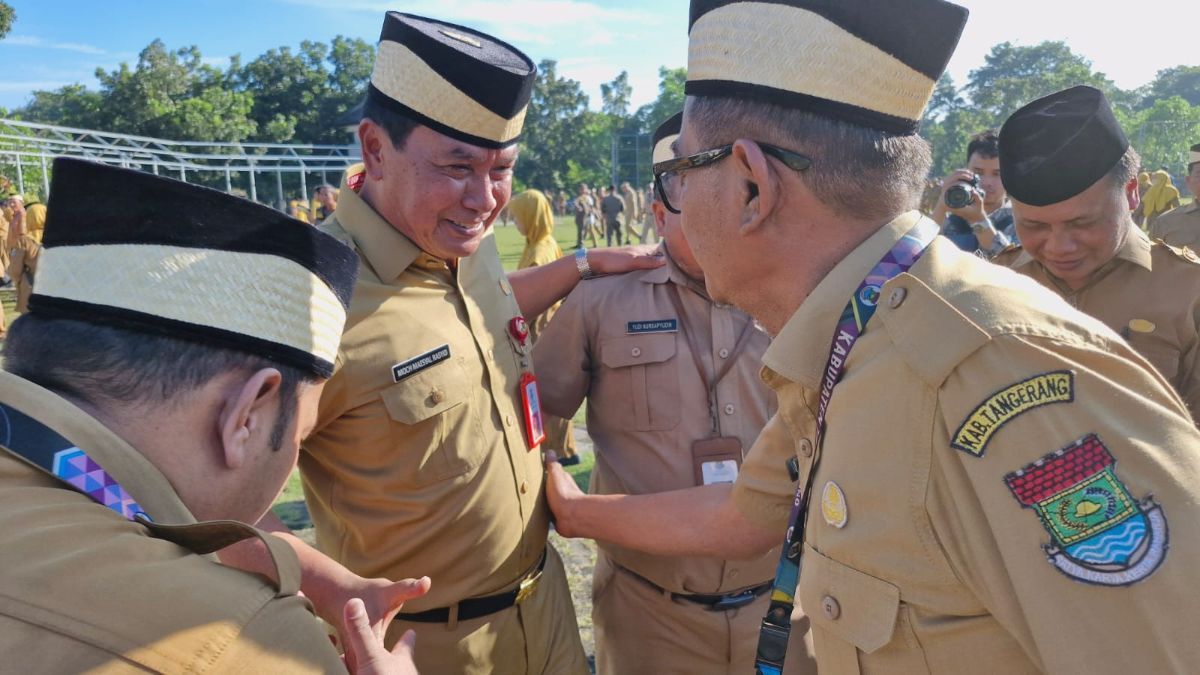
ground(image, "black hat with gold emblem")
xmin=31 ymin=158 xmax=359 ymax=379
xmin=652 ymin=112 xmax=683 ymax=165
xmin=685 ymin=0 xmax=968 ymax=135
xmin=999 ymin=85 xmax=1130 ymax=207
xmin=366 ymin=12 xmax=536 ymax=149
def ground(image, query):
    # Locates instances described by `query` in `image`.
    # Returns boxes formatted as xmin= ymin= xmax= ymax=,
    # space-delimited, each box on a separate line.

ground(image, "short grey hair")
xmin=687 ymin=97 xmax=931 ymax=222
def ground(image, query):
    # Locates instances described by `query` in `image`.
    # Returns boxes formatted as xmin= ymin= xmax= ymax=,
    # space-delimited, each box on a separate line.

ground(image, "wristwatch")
xmin=574 ymin=247 xmax=595 ymax=279
xmin=969 ymin=216 xmax=994 ymax=233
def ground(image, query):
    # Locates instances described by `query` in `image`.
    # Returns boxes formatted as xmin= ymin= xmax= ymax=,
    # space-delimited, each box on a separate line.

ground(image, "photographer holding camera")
xmin=930 ymin=129 xmax=1016 ymax=258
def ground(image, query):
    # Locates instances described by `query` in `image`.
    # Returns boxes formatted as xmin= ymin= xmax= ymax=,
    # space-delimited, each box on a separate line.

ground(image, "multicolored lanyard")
xmin=754 ymin=220 xmax=939 ymax=675
xmin=0 ymin=402 xmax=147 ymax=522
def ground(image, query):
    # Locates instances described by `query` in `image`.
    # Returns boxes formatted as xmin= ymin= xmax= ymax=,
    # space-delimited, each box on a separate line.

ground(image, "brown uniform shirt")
xmin=0 ymin=371 xmax=342 ymax=673
xmin=309 ymin=179 xmax=587 ymax=675
xmin=1148 ymin=201 xmax=1200 ymax=250
xmin=535 ymin=248 xmax=780 ymax=594
xmin=9 ymin=233 xmax=39 ymax=313
xmin=999 ymin=225 xmax=1200 ymax=419
xmin=733 ymin=212 xmax=1200 ymax=674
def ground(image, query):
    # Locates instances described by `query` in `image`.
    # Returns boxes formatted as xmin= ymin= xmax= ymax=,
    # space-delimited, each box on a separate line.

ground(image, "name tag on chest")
xmin=392 ymin=345 xmax=451 ymax=382
xmin=627 ymin=319 xmax=678 ymax=335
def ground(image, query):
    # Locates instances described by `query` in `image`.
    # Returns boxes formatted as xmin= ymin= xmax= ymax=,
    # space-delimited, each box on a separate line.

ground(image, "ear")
xmin=651 ymin=200 xmax=669 ymax=236
xmin=358 ymin=119 xmax=387 ymax=181
xmin=1124 ymin=177 xmax=1140 ymax=211
xmin=217 ymin=368 xmax=283 ymax=471
xmin=729 ymin=139 xmax=778 ymax=236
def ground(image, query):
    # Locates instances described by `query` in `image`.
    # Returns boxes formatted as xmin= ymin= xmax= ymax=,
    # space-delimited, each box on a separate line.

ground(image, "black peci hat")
xmin=652 ymin=112 xmax=683 ymax=164
xmin=685 ymin=0 xmax=969 ymax=135
xmin=999 ymin=85 xmax=1130 ymax=206
xmin=366 ymin=12 xmax=536 ymax=149
xmin=32 ymin=159 xmax=359 ymax=379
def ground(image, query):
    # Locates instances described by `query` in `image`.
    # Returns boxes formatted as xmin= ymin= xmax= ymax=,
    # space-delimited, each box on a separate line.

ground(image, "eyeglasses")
xmin=652 ymin=141 xmax=812 ymax=214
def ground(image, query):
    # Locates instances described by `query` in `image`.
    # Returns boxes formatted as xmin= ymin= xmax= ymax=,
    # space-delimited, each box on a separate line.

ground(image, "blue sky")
xmin=1 ymin=0 xmax=1195 ymax=115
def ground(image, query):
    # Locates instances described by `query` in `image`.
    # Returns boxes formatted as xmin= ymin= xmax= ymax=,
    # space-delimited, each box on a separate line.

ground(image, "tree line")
xmin=2 ymin=31 xmax=1197 ymax=200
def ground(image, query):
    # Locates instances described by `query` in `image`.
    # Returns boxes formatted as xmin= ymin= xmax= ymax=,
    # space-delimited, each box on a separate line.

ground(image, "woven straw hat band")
xmin=653 ymin=134 xmax=680 ymax=164
xmin=687 ymin=2 xmax=935 ymax=124
xmin=35 ymin=244 xmax=347 ymax=371
xmin=371 ymin=40 xmax=527 ymax=146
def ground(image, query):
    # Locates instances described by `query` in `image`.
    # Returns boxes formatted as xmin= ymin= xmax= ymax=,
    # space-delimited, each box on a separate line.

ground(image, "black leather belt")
xmin=619 ymin=565 xmax=773 ymax=612
xmin=396 ymin=552 xmax=547 ymax=624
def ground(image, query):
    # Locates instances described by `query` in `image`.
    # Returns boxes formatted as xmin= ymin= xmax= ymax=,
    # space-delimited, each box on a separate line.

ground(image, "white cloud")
xmin=2 ymin=35 xmax=107 ymax=56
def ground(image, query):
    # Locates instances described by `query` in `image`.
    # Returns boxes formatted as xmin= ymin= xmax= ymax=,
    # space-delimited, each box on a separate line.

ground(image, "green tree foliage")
xmin=1143 ymin=66 xmax=1200 ymax=108
xmin=0 ymin=2 xmax=14 ymax=40
xmin=635 ymin=66 xmax=687 ymax=132
xmin=966 ymin=41 xmax=1117 ymax=122
xmin=516 ymin=60 xmax=613 ymax=190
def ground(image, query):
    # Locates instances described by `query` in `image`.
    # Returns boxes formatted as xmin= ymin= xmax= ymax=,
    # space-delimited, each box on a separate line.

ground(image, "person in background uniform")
xmin=1147 ymin=143 xmax=1200 ymax=248
xmin=995 ymin=87 xmax=1200 ymax=422
xmin=222 ymin=13 xmax=660 ymax=675
xmin=544 ymin=1 xmax=1200 ymax=673
xmin=512 ymin=188 xmax=578 ymax=466
xmin=1136 ymin=169 xmax=1181 ymax=232
xmin=620 ymin=181 xmax=643 ymax=243
xmin=573 ymin=183 xmax=598 ymax=249
xmin=534 ymin=112 xmax=816 ymax=675
xmin=6 ymin=196 xmax=40 ymax=314
xmin=311 ymin=183 xmax=339 ymax=223
xmin=0 ymin=158 xmax=421 ymax=674
xmin=601 ymin=185 xmax=625 ymax=246
xmin=928 ymin=129 xmax=1016 ymax=257
xmin=641 ymin=181 xmax=659 ymax=243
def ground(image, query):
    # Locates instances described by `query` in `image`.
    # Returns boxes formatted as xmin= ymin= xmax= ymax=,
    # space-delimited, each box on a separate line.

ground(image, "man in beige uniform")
xmin=544 ymin=1 xmax=1200 ymax=673
xmin=621 ymin=181 xmax=644 ymax=243
xmin=236 ymin=13 xmax=659 ymax=675
xmin=6 ymin=194 xmax=39 ymax=314
xmin=534 ymin=113 xmax=815 ymax=675
xmin=996 ymin=88 xmax=1200 ymax=420
xmin=1147 ymin=143 xmax=1200 ymax=248
xmin=0 ymin=158 xmax=417 ymax=673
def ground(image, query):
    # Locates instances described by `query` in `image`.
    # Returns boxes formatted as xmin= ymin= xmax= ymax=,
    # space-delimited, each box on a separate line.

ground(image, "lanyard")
xmin=753 ymin=219 xmax=939 ymax=675
xmin=0 ymin=402 xmax=147 ymax=522
xmin=665 ymin=283 xmax=757 ymax=436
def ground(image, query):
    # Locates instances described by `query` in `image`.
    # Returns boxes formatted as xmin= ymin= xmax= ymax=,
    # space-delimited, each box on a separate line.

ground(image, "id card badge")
xmin=692 ymin=436 xmax=743 ymax=486
xmin=519 ymin=372 xmax=546 ymax=450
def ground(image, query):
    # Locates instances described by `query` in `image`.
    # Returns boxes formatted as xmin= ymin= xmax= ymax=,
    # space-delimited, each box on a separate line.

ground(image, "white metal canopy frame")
xmin=0 ymin=118 xmax=362 ymax=207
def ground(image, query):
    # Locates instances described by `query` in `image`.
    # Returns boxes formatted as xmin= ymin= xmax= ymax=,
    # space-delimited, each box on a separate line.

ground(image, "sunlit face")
xmin=368 ymin=124 xmax=518 ymax=260
xmin=1012 ymin=176 xmax=1130 ymax=291
xmin=968 ymin=152 xmax=1006 ymax=212
xmin=674 ymin=106 xmax=739 ymax=303
xmin=653 ymin=194 xmax=704 ymax=280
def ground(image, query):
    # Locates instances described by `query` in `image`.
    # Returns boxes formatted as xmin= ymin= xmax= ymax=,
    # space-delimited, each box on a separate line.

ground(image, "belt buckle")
xmin=515 ymin=571 xmax=541 ymax=604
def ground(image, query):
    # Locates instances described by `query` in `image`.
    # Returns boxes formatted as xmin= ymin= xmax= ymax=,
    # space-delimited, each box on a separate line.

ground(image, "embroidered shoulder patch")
xmin=952 ymin=371 xmax=1074 ymax=457
xmin=627 ymin=319 xmax=678 ymax=334
xmin=1004 ymin=434 xmax=1167 ymax=586
xmin=392 ymin=344 xmax=451 ymax=383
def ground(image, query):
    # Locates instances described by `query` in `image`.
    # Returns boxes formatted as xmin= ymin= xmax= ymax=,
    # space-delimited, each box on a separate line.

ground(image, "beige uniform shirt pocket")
xmin=1124 ymin=331 xmax=1182 ymax=385
xmin=380 ymin=360 xmax=482 ymax=486
xmin=799 ymin=544 xmax=926 ymax=675
xmin=598 ymin=333 xmax=681 ymax=431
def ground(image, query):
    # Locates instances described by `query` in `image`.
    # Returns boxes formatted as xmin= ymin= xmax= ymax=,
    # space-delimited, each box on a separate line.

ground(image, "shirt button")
xmin=500 ymin=278 xmax=513 ymax=295
xmin=724 ymin=403 xmax=735 ymax=415
xmin=430 ymin=389 xmax=445 ymax=404
xmin=822 ymin=595 xmax=841 ymax=620
xmin=799 ymin=439 xmax=813 ymax=457
xmin=728 ymin=568 xmax=740 ymax=579
xmin=487 ymin=348 xmax=495 ymax=361
xmin=888 ymin=287 xmax=907 ymax=308
xmin=520 ymin=480 xmax=528 ymax=494
xmin=631 ymin=347 xmax=642 ymax=357
xmin=719 ymin=348 xmax=730 ymax=359
xmin=505 ymin=415 xmax=515 ymax=427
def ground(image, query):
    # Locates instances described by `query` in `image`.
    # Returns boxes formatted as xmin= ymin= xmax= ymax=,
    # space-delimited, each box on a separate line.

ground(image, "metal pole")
xmin=275 ymin=170 xmax=285 ymax=211
xmin=299 ymin=169 xmax=308 ymax=203
xmin=15 ymin=153 xmax=24 ymax=195
xmin=611 ymin=134 xmax=618 ymax=188
xmin=224 ymin=169 xmax=232 ymax=193
xmin=40 ymin=154 xmax=49 ymax=197
xmin=180 ymin=165 xmax=187 ymax=182
xmin=249 ymin=167 xmax=258 ymax=202
xmin=152 ymin=160 xmax=160 ymax=175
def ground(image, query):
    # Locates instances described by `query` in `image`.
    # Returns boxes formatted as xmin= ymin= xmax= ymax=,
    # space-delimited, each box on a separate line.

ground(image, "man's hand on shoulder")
xmin=543 ymin=451 xmax=587 ymax=538
xmin=586 ymin=244 xmax=664 ymax=276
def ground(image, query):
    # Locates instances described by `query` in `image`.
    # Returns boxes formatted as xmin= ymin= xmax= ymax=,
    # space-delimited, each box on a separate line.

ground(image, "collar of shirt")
xmin=760 ymin=210 xmax=926 ymax=390
xmin=641 ymin=243 xmax=712 ymax=298
xmin=0 ymin=370 xmax=198 ymax=527
xmin=335 ymin=177 xmax=424 ymax=283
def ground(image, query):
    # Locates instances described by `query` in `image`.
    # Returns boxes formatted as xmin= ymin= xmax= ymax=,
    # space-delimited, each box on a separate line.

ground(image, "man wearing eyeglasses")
xmin=534 ymin=113 xmax=815 ymax=675
xmin=545 ymin=0 xmax=1200 ymax=673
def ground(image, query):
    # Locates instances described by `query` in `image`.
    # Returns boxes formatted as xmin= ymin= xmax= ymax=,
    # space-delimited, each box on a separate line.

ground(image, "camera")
xmin=945 ymin=174 xmax=980 ymax=209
